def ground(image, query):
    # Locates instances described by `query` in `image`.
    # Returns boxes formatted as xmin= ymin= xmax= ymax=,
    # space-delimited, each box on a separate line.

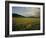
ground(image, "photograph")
xmin=5 ymin=1 xmax=45 ymax=37
xmin=12 ymin=7 xmax=40 ymax=31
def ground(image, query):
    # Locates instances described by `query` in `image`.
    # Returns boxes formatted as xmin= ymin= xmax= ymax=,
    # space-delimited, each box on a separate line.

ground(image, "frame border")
xmin=5 ymin=1 xmax=45 ymax=37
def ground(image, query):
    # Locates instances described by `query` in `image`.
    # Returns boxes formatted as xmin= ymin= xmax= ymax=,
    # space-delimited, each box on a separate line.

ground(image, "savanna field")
xmin=12 ymin=17 xmax=40 ymax=31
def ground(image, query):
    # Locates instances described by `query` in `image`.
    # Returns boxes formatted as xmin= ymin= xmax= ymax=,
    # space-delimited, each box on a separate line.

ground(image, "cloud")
xmin=12 ymin=7 xmax=40 ymax=17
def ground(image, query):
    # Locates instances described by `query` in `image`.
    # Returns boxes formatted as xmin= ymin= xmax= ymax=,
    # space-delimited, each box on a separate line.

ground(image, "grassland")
xmin=12 ymin=17 xmax=40 ymax=31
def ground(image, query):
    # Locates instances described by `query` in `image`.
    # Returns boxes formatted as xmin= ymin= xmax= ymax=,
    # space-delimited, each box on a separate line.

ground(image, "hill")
xmin=12 ymin=14 xmax=25 ymax=17
xmin=12 ymin=13 xmax=40 ymax=18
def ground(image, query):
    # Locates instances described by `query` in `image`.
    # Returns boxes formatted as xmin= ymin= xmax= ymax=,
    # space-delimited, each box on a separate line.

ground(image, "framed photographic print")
xmin=5 ymin=1 xmax=45 ymax=37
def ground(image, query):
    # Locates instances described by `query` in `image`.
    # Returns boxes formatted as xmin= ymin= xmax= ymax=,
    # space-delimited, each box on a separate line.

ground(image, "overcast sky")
xmin=12 ymin=7 xmax=40 ymax=17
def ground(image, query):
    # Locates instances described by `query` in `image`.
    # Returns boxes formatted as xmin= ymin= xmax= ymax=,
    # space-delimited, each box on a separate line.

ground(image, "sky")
xmin=12 ymin=7 xmax=40 ymax=17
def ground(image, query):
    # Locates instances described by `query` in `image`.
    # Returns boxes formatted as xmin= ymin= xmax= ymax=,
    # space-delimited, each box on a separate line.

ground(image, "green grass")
xmin=12 ymin=17 xmax=40 ymax=31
